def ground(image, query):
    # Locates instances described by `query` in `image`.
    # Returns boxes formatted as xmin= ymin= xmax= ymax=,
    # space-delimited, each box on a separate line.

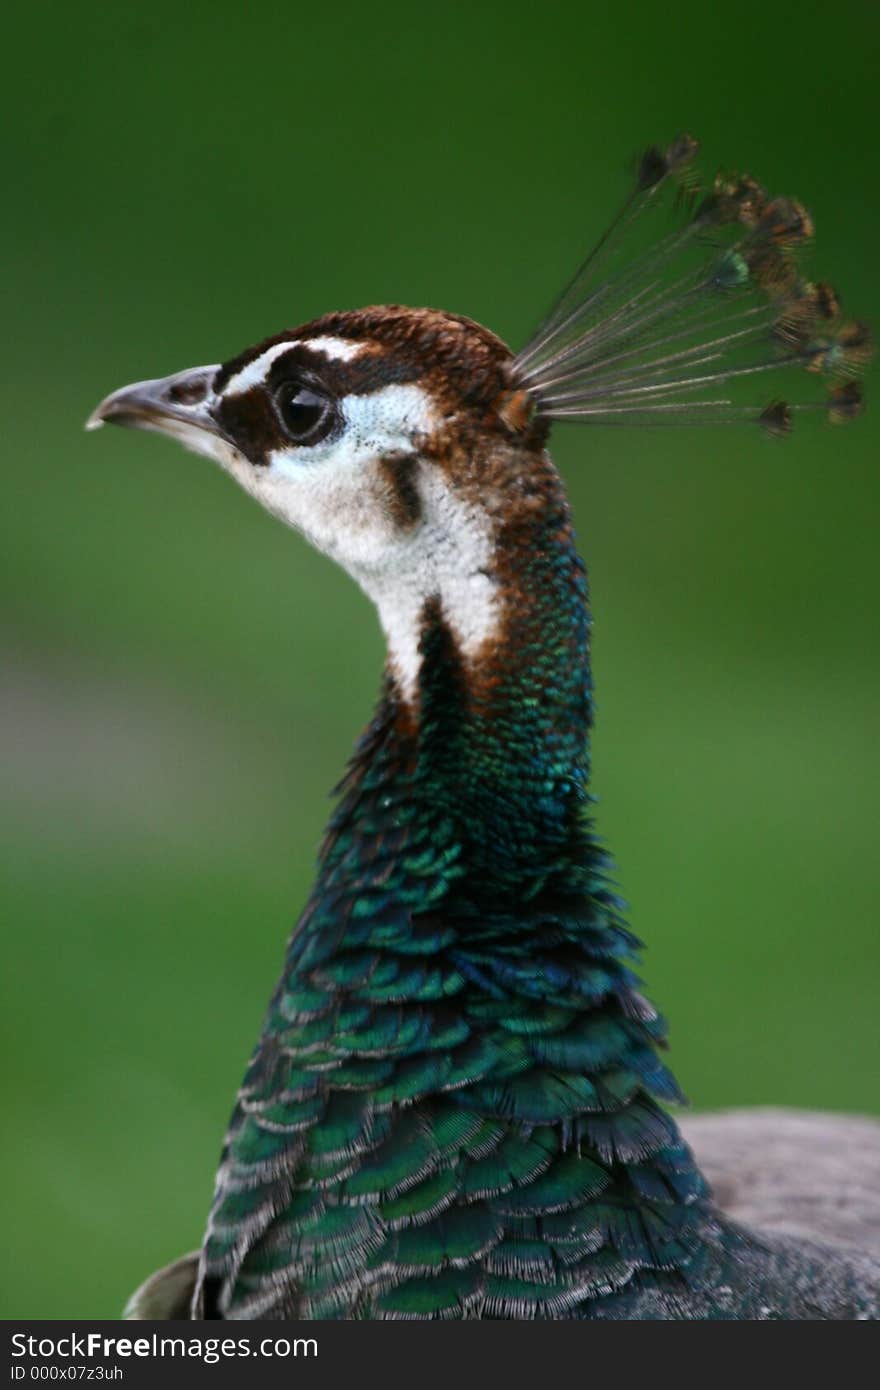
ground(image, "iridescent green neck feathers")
xmin=196 ymin=454 xmax=709 ymax=1320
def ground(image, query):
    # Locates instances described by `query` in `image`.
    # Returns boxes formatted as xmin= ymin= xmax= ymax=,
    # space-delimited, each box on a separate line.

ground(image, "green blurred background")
xmin=3 ymin=0 xmax=878 ymax=1318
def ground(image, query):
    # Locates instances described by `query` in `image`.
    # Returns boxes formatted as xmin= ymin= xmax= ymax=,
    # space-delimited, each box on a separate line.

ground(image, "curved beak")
xmin=86 ymin=365 xmax=229 ymax=457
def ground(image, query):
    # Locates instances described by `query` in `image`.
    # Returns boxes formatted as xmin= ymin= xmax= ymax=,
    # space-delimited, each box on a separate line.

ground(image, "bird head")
xmin=87 ymin=306 xmax=549 ymax=697
xmin=89 ymin=138 xmax=871 ymax=697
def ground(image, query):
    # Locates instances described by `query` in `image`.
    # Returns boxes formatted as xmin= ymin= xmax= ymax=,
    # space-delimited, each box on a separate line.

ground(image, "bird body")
xmin=90 ymin=138 xmax=878 ymax=1319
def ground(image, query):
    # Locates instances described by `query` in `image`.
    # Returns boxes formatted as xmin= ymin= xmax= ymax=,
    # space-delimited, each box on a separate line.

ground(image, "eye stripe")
xmin=214 ymin=384 xmax=287 ymax=465
xmin=305 ymin=336 xmax=367 ymax=362
xmin=220 ymin=345 xmax=427 ymax=424
xmin=223 ymin=342 xmax=307 ymax=396
xmin=222 ymin=338 xmax=368 ymax=395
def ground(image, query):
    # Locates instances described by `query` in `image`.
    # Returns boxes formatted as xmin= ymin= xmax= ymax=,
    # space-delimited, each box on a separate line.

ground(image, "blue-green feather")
xmin=191 ymin=453 xmax=880 ymax=1322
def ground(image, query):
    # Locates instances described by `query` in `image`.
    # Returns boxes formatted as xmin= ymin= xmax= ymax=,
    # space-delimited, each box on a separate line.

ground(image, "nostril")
xmin=167 ymin=377 xmax=208 ymax=407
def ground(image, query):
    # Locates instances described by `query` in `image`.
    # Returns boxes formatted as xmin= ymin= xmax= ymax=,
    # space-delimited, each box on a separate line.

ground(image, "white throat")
xmin=364 ymin=478 xmax=499 ymax=702
xmin=202 ymin=378 xmax=504 ymax=703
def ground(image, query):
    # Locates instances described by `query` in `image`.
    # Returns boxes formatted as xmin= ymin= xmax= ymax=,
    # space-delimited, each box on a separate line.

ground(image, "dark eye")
xmin=275 ymin=381 xmax=337 ymax=444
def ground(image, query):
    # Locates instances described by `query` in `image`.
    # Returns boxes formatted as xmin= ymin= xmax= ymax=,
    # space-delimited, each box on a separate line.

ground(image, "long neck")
xmin=203 ymin=452 xmax=709 ymax=1320
xmin=319 ymin=460 xmax=596 ymax=909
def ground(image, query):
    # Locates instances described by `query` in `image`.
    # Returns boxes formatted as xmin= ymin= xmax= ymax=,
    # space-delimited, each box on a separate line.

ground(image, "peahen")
xmin=88 ymin=136 xmax=880 ymax=1320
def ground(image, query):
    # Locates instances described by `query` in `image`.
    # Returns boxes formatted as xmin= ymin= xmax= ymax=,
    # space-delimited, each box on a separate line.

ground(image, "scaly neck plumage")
xmin=199 ymin=452 xmax=709 ymax=1319
xmin=318 ymin=455 xmax=595 ymax=907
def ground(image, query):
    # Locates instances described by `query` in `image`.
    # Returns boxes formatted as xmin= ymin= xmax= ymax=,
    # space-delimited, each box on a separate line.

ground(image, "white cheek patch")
xmin=266 ymin=383 xmax=437 ymax=477
xmin=214 ymin=379 xmax=501 ymax=704
xmin=223 ymin=337 xmax=368 ymax=395
xmin=251 ymin=384 xmax=437 ymax=569
xmin=342 ymin=384 xmax=435 ymax=455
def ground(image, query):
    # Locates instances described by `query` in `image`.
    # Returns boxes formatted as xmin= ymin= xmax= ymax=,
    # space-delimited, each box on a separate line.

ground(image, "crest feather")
xmin=514 ymin=136 xmax=871 ymax=433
